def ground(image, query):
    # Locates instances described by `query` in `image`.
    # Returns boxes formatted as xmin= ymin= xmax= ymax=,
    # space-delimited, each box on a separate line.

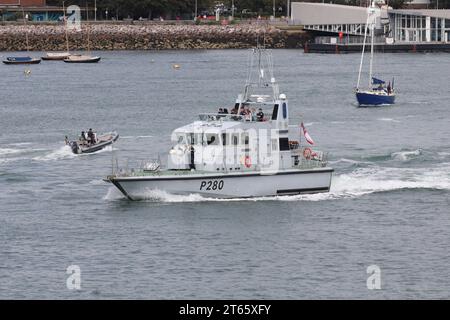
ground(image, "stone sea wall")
xmin=0 ymin=24 xmax=310 ymax=51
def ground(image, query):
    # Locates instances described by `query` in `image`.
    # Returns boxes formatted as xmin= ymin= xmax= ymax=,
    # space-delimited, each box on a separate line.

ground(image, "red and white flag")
xmin=301 ymin=122 xmax=315 ymax=145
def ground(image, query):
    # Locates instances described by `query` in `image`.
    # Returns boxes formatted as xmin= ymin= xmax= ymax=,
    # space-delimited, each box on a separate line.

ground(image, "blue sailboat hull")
xmin=356 ymin=91 xmax=395 ymax=106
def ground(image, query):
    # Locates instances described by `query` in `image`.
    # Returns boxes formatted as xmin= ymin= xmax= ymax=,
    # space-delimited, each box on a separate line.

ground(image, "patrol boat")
xmin=106 ymin=47 xmax=333 ymax=200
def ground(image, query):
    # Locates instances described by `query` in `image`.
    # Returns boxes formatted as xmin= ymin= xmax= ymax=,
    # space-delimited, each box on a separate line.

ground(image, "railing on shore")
xmin=315 ymin=35 xmax=386 ymax=45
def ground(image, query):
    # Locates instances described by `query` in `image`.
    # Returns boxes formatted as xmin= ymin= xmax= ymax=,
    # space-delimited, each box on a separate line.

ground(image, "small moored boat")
xmin=63 ymin=55 xmax=101 ymax=63
xmin=3 ymin=56 xmax=41 ymax=65
xmin=64 ymin=8 xmax=100 ymax=64
xmin=42 ymin=52 xmax=71 ymax=61
xmin=66 ymin=131 xmax=119 ymax=154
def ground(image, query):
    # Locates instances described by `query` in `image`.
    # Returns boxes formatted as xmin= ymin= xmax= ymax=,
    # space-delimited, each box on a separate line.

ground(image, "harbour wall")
xmin=0 ymin=24 xmax=311 ymax=51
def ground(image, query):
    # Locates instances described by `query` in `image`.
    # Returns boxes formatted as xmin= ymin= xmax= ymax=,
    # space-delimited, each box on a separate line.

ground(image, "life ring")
xmin=244 ymin=156 xmax=252 ymax=168
xmin=303 ymin=148 xmax=312 ymax=160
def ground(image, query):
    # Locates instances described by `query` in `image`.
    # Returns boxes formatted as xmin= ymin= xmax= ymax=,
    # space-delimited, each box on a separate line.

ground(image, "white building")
xmin=291 ymin=2 xmax=450 ymax=43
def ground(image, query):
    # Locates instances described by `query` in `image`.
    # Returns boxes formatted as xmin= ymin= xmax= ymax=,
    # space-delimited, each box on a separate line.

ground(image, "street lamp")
xmin=94 ymin=0 xmax=97 ymax=21
xmin=105 ymin=8 xmax=108 ymax=20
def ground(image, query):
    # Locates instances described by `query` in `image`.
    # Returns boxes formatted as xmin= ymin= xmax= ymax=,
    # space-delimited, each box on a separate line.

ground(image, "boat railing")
xmin=198 ymin=112 xmax=273 ymax=123
xmin=291 ymin=148 xmax=329 ymax=169
xmin=112 ymin=155 xmax=165 ymax=177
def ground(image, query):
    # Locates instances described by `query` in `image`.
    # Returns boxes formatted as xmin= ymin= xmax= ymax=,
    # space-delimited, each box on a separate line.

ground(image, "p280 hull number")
xmin=200 ymin=180 xmax=224 ymax=191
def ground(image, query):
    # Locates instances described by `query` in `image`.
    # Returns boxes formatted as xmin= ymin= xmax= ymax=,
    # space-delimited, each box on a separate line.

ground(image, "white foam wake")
xmin=377 ymin=118 xmax=401 ymax=123
xmin=32 ymin=145 xmax=76 ymax=161
xmin=391 ymin=149 xmax=422 ymax=161
xmin=0 ymin=148 xmax=24 ymax=156
xmin=120 ymin=135 xmax=153 ymax=139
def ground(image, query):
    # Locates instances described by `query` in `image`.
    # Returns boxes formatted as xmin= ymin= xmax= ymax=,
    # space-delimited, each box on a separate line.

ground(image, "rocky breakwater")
xmin=0 ymin=23 xmax=311 ymax=51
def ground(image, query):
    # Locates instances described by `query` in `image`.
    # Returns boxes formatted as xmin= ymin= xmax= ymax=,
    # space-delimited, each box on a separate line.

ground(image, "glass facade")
xmin=392 ymin=13 xmax=450 ymax=43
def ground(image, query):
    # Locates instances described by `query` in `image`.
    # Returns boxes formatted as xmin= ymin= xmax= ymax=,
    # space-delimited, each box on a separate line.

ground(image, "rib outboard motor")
xmin=70 ymin=141 xmax=81 ymax=154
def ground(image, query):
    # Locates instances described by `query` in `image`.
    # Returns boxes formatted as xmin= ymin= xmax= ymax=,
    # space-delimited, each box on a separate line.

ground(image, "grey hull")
xmin=108 ymin=168 xmax=333 ymax=200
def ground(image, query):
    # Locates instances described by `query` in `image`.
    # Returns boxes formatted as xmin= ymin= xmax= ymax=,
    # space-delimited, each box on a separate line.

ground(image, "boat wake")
xmin=391 ymin=149 xmax=422 ymax=161
xmin=377 ymin=118 xmax=401 ymax=123
xmin=32 ymin=145 xmax=76 ymax=161
xmin=120 ymin=135 xmax=153 ymax=139
xmin=0 ymin=145 xmax=49 ymax=165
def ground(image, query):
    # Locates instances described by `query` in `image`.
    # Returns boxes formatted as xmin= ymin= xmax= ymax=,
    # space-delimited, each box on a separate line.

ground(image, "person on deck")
xmin=256 ymin=108 xmax=264 ymax=121
xmin=87 ymin=128 xmax=95 ymax=145
xmin=80 ymin=131 xmax=87 ymax=142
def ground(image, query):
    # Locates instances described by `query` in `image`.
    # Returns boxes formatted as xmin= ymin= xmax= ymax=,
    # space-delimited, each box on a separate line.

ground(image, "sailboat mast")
xmin=86 ymin=4 xmax=90 ymax=54
xmin=368 ymin=2 xmax=375 ymax=88
xmin=356 ymin=12 xmax=370 ymax=90
xmin=368 ymin=21 xmax=375 ymax=88
xmin=22 ymin=8 xmax=30 ymax=53
xmin=63 ymin=2 xmax=69 ymax=53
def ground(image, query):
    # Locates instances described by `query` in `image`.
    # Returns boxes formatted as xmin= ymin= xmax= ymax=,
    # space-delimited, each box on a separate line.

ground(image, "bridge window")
xmin=272 ymin=104 xmax=278 ymax=120
xmin=242 ymin=133 xmax=249 ymax=145
xmin=205 ymin=134 xmax=219 ymax=146
xmin=282 ymin=103 xmax=287 ymax=119
xmin=232 ymin=134 xmax=239 ymax=146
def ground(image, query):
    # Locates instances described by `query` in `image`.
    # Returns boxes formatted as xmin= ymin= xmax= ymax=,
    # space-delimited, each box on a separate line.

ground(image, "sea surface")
xmin=0 ymin=50 xmax=449 ymax=299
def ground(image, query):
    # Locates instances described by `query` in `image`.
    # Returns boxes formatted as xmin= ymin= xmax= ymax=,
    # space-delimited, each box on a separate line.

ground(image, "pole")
xmin=194 ymin=0 xmax=197 ymax=21
xmin=287 ymin=0 xmax=290 ymax=19
xmin=273 ymin=0 xmax=276 ymax=18
xmin=63 ymin=1 xmax=69 ymax=53
xmin=94 ymin=0 xmax=97 ymax=21
xmin=232 ymin=0 xmax=234 ymax=19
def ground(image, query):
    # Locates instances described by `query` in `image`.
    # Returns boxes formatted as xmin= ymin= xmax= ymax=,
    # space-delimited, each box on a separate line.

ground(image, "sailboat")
xmin=355 ymin=1 xmax=395 ymax=106
xmin=63 ymin=3 xmax=100 ymax=64
xmin=3 ymin=11 xmax=41 ymax=65
xmin=42 ymin=3 xmax=71 ymax=61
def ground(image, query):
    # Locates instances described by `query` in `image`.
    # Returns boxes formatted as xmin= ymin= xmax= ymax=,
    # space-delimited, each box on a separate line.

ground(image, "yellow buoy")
xmin=172 ymin=64 xmax=180 ymax=70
